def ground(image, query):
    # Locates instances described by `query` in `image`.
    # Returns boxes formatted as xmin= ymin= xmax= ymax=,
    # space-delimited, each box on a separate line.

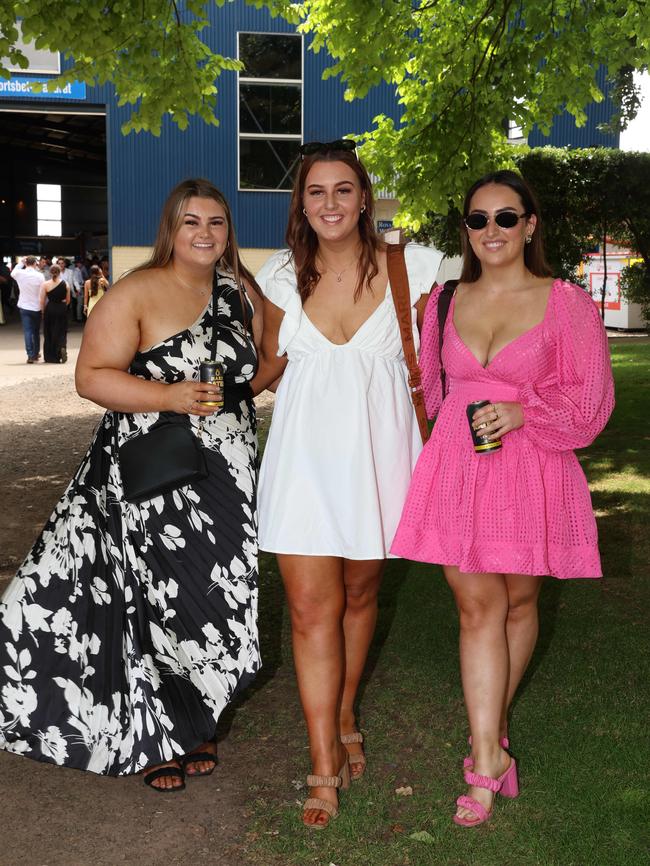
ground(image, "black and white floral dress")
xmin=0 ymin=269 xmax=260 ymax=775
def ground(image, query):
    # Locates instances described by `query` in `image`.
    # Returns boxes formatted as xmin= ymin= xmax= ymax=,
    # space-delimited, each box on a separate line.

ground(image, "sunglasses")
xmin=464 ymin=211 xmax=528 ymax=231
xmin=299 ymin=139 xmax=358 ymax=158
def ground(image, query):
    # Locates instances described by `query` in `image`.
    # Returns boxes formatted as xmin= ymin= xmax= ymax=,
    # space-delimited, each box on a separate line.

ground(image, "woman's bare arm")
xmin=249 ymin=298 xmax=288 ymax=396
xmin=75 ymin=276 xmax=217 ymax=415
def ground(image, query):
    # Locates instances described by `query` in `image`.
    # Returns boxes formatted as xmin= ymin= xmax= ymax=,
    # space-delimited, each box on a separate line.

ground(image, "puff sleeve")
xmin=256 ymin=250 xmax=302 ymax=356
xmin=519 ymin=282 xmax=615 ymax=452
xmin=419 ymin=284 xmax=445 ymax=419
xmin=403 ymin=243 xmax=444 ymax=305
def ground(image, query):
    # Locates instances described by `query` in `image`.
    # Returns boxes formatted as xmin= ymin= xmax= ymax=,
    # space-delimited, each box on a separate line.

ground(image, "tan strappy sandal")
xmin=341 ymin=731 xmax=366 ymax=780
xmin=302 ymin=760 xmax=351 ymax=829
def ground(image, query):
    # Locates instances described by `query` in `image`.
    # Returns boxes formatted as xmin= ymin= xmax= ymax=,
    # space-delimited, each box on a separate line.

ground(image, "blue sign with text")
xmin=0 ymin=76 xmax=86 ymax=101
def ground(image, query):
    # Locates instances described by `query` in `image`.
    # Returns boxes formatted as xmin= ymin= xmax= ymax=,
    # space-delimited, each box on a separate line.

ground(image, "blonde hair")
xmin=132 ymin=179 xmax=260 ymax=306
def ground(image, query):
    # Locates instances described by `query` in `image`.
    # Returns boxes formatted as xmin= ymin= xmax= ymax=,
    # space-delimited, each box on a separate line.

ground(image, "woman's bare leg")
xmin=444 ymin=566 xmax=511 ymax=820
xmin=339 ymin=558 xmax=384 ymax=776
xmin=500 ymin=574 xmax=544 ymax=734
xmin=277 ymin=554 xmax=348 ymax=827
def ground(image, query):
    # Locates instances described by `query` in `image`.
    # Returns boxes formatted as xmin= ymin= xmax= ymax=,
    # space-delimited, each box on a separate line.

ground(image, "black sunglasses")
xmin=299 ymin=139 xmax=357 ymax=158
xmin=464 ymin=211 xmax=528 ymax=231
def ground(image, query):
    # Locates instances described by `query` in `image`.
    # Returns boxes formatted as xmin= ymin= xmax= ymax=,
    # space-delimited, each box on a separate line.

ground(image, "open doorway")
xmin=0 ymin=106 xmax=108 ymax=323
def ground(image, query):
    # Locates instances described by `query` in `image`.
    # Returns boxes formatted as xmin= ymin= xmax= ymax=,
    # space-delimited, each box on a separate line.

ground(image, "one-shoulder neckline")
xmin=137 ymin=296 xmax=212 ymax=356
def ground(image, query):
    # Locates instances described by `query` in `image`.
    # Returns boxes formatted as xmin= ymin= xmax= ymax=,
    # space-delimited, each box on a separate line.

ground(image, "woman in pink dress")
xmin=392 ymin=170 xmax=614 ymax=827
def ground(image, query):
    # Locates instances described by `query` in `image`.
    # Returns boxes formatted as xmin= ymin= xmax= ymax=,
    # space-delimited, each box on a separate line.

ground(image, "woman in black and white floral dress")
xmin=0 ymin=179 xmax=262 ymax=792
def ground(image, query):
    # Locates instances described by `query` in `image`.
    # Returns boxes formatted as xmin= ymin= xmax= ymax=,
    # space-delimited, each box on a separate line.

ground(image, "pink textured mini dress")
xmin=391 ymin=279 xmax=615 ymax=578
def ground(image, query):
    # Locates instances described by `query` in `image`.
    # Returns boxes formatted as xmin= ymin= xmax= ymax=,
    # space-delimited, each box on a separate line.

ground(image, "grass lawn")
xmin=245 ymin=342 xmax=649 ymax=866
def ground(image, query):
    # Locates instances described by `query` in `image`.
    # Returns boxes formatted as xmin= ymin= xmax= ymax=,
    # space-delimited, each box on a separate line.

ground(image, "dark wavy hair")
xmin=460 ymin=170 xmax=552 ymax=282
xmin=285 ymin=150 xmax=382 ymax=303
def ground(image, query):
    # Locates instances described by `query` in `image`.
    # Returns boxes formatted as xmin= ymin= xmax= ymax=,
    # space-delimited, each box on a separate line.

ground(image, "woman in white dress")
xmin=251 ymin=141 xmax=441 ymax=828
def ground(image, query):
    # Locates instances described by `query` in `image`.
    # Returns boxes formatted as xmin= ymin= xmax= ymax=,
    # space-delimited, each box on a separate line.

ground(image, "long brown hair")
xmin=286 ymin=150 xmax=381 ymax=302
xmin=132 ymin=178 xmax=261 ymax=312
xmin=88 ymin=264 xmax=103 ymax=297
xmin=460 ymin=170 xmax=552 ymax=282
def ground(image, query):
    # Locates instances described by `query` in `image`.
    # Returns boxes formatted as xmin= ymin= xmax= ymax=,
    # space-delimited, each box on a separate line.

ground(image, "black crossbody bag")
xmin=437 ymin=279 xmax=458 ymax=397
xmin=118 ymin=277 xmax=220 ymax=504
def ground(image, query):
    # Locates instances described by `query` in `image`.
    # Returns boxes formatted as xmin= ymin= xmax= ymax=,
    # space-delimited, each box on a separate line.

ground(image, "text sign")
xmin=0 ymin=77 xmax=86 ymax=101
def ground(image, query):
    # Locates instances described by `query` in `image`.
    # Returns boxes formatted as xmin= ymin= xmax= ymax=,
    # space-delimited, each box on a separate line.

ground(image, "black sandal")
xmin=143 ymin=765 xmax=186 ymax=792
xmin=180 ymin=750 xmax=218 ymax=777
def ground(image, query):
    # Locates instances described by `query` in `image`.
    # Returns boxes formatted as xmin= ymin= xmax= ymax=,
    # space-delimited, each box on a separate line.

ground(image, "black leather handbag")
xmin=118 ymin=276 xmax=218 ymax=504
xmin=118 ymin=414 xmax=208 ymax=504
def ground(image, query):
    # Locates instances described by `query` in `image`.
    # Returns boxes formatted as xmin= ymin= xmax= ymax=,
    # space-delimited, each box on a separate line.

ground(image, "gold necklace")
xmin=171 ymin=265 xmax=212 ymax=295
xmin=317 ymin=255 xmax=359 ymax=283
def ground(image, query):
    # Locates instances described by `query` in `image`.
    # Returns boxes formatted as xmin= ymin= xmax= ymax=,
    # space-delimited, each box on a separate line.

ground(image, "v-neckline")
xmin=450 ymin=280 xmax=557 ymax=370
xmin=303 ymin=281 xmax=391 ymax=347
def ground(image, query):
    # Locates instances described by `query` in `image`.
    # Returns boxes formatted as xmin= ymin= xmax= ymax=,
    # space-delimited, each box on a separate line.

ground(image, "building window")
xmin=36 ymin=183 xmax=62 ymax=236
xmin=238 ymin=32 xmax=302 ymax=191
xmin=507 ymin=119 xmax=524 ymax=141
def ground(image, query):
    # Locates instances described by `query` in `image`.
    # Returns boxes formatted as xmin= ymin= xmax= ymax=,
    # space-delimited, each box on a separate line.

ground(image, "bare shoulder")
xmin=106 ymin=267 xmax=163 ymax=312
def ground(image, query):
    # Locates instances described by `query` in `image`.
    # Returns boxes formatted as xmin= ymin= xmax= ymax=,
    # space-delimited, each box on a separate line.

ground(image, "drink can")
xmin=466 ymin=400 xmax=502 ymax=454
xmin=199 ymin=361 xmax=224 ymax=408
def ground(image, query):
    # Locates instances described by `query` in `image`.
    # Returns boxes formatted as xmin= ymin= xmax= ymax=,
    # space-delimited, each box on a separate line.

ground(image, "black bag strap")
xmin=210 ymin=271 xmax=219 ymax=361
xmin=437 ymin=279 xmax=457 ymax=398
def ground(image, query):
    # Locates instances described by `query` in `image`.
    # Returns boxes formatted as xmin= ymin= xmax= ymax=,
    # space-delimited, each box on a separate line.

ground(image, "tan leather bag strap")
xmin=386 ymin=243 xmax=429 ymax=444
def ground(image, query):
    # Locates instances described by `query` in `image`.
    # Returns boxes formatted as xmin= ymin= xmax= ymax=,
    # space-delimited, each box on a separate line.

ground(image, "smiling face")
xmin=302 ymin=160 xmax=365 ymax=244
xmin=171 ymin=196 xmax=229 ymax=270
xmin=465 ymin=183 xmax=536 ymax=270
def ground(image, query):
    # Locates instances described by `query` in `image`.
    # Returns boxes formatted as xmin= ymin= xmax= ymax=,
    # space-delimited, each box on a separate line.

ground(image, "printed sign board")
xmin=0 ymin=77 xmax=86 ymax=101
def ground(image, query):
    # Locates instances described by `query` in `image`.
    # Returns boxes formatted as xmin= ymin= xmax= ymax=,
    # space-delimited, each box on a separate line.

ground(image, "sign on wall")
xmin=0 ymin=77 xmax=86 ymax=100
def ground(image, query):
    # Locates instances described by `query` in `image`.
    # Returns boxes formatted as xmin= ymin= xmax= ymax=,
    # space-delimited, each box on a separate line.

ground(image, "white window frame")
xmin=507 ymin=119 xmax=524 ymax=141
xmin=237 ymin=31 xmax=303 ymax=193
xmin=8 ymin=22 xmax=61 ymax=74
xmin=36 ymin=183 xmax=62 ymax=237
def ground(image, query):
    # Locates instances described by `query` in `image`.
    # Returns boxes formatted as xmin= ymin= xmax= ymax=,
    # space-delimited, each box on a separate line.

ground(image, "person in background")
xmin=392 ymin=170 xmax=614 ymax=828
xmin=71 ymin=259 xmax=86 ymax=321
xmin=41 ymin=263 xmax=71 ymax=363
xmin=57 ymin=257 xmax=76 ymax=295
xmin=38 ymin=256 xmax=52 ymax=280
xmin=11 ymin=255 xmax=45 ymax=363
xmin=100 ymin=255 xmax=110 ymax=282
xmin=0 ymin=261 xmax=16 ymax=324
xmin=83 ymin=264 xmax=109 ymax=316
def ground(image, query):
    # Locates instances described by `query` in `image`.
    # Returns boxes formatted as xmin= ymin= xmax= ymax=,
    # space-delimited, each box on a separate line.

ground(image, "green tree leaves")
xmin=2 ymin=1 xmax=649 ymax=212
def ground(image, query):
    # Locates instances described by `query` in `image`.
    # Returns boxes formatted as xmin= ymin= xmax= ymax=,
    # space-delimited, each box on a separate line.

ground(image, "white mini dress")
xmin=257 ymin=243 xmax=443 ymax=559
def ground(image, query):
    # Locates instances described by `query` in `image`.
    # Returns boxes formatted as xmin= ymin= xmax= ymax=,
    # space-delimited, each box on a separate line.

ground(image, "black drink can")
xmin=199 ymin=361 xmax=224 ymax=408
xmin=466 ymin=400 xmax=502 ymax=454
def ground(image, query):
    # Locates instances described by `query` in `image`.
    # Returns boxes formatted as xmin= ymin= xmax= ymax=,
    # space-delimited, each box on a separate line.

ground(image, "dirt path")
xmin=0 ymin=319 xmax=283 ymax=866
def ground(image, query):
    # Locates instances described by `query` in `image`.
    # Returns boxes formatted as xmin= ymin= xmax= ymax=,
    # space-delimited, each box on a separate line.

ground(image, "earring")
xmin=525 ymin=234 xmax=533 ymax=244
xmin=302 ymin=207 xmax=307 ymax=216
xmin=360 ymin=205 xmax=366 ymax=213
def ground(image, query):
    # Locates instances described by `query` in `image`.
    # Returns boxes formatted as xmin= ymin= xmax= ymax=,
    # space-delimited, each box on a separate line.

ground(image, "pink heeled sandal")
xmin=463 ymin=735 xmax=510 ymax=769
xmin=453 ymin=758 xmax=519 ymax=828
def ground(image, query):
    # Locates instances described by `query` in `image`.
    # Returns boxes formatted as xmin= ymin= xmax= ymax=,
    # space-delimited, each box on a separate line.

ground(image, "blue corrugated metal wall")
xmin=528 ymin=66 xmax=619 ymax=148
xmin=2 ymin=3 xmax=621 ymax=250
xmin=107 ymin=2 xmax=402 ymax=248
